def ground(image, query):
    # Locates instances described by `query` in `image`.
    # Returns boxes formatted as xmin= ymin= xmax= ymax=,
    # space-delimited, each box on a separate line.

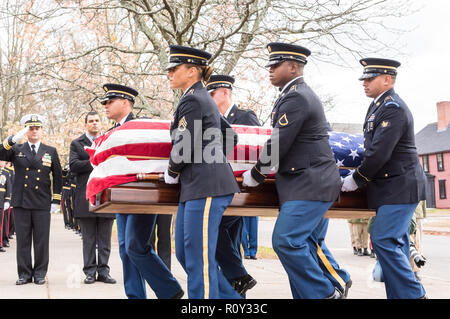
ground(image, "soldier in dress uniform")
xmin=61 ymin=165 xmax=72 ymax=229
xmin=0 ymin=114 xmax=62 ymax=285
xmin=101 ymin=83 xmax=183 ymax=299
xmin=0 ymin=161 xmax=12 ymax=252
xmin=341 ymin=58 xmax=427 ymax=299
xmin=164 ymin=45 xmax=242 ymax=299
xmin=206 ymin=74 xmax=258 ymax=296
xmin=5 ymin=162 xmax=15 ymax=239
xmin=242 ymin=42 xmax=349 ymax=299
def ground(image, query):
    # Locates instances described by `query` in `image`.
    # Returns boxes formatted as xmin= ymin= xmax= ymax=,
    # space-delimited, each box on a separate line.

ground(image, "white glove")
xmin=50 ymin=203 xmax=60 ymax=213
xmin=341 ymin=175 xmax=358 ymax=192
xmin=164 ymin=169 xmax=179 ymax=184
xmin=12 ymin=126 xmax=30 ymax=143
xmin=4 ymin=202 xmax=10 ymax=210
xmin=242 ymin=170 xmax=260 ymax=187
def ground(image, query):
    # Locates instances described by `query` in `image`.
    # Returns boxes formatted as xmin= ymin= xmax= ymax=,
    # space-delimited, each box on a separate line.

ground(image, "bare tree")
xmin=0 ymin=0 xmax=417 ymax=149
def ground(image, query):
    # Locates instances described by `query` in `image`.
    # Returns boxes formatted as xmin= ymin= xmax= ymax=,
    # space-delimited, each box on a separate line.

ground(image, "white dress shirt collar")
xmin=28 ymin=141 xmax=41 ymax=153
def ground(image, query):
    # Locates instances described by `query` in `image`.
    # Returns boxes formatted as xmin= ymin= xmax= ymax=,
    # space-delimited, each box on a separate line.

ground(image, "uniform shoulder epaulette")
xmin=289 ymin=84 xmax=298 ymax=92
xmin=383 ymin=96 xmax=400 ymax=108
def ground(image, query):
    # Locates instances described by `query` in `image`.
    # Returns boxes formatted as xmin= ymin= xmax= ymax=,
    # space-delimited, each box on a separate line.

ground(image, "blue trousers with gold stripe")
xmin=311 ymin=218 xmax=350 ymax=291
xmin=175 ymin=195 xmax=241 ymax=299
xmin=116 ymin=213 xmax=182 ymax=299
xmin=272 ymin=200 xmax=337 ymax=299
xmin=371 ymin=204 xmax=426 ymax=299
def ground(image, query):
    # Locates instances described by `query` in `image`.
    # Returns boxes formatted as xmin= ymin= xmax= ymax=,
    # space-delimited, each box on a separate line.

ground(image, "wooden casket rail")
xmin=90 ymin=174 xmax=375 ymax=219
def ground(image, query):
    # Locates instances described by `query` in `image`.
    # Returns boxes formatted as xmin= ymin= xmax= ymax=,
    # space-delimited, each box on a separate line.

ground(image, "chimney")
xmin=437 ymin=101 xmax=450 ymax=131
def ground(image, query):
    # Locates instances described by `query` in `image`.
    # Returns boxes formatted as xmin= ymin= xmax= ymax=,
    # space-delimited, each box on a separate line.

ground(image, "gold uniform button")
xmin=25 ymin=175 xmax=28 ymax=179
xmin=24 ymin=184 xmax=28 ymax=187
xmin=38 ymin=169 xmax=41 ymax=173
xmin=291 ymin=168 xmax=295 ymax=171
xmin=26 ymin=168 xmax=29 ymax=171
xmin=36 ymin=177 xmax=40 ymax=181
xmin=35 ymin=186 xmax=39 ymax=190
xmin=384 ymin=173 xmax=388 ymax=177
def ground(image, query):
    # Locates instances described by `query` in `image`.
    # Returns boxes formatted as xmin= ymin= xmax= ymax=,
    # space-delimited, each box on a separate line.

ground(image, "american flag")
xmin=85 ymin=119 xmax=364 ymax=203
xmin=328 ymin=131 xmax=364 ymax=177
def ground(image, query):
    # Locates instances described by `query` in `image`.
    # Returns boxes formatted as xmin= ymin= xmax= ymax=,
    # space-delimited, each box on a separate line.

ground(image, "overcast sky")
xmin=306 ymin=0 xmax=450 ymax=133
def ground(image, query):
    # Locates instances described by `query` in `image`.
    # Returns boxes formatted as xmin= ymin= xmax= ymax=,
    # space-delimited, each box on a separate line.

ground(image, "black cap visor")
xmin=359 ymin=72 xmax=381 ymax=81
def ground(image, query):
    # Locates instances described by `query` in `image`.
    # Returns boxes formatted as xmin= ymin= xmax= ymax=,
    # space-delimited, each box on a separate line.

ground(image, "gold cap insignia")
xmin=381 ymin=121 xmax=390 ymax=128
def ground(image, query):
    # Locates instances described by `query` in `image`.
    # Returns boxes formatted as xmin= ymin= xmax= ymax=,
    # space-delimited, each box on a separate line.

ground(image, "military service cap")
xmin=266 ymin=42 xmax=311 ymax=67
xmin=166 ymin=45 xmax=212 ymax=70
xmin=20 ymin=114 xmax=44 ymax=127
xmin=206 ymin=75 xmax=235 ymax=93
xmin=100 ymin=83 xmax=139 ymax=105
xmin=359 ymin=58 xmax=401 ymax=80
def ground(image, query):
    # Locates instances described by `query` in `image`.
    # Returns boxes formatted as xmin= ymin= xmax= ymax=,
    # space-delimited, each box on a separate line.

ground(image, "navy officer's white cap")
xmin=20 ymin=114 xmax=44 ymax=127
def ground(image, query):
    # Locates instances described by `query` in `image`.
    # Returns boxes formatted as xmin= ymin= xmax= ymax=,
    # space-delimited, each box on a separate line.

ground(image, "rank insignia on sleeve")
xmin=278 ymin=113 xmax=289 ymax=126
xmin=178 ymin=116 xmax=188 ymax=131
xmin=381 ymin=121 xmax=390 ymax=128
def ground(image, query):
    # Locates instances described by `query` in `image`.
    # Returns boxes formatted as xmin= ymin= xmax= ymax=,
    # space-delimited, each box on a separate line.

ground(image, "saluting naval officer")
xmin=101 ymin=83 xmax=183 ymax=299
xmin=341 ymin=58 xmax=427 ymax=299
xmin=0 ymin=114 xmax=62 ymax=285
xmin=242 ymin=42 xmax=349 ymax=299
xmin=206 ymin=74 xmax=258 ymax=296
xmin=165 ymin=45 xmax=242 ymax=299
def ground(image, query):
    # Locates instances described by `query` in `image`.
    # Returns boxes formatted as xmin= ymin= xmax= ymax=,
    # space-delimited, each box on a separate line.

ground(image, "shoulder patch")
xmin=384 ymin=96 xmax=400 ymax=108
xmin=384 ymin=101 xmax=400 ymax=108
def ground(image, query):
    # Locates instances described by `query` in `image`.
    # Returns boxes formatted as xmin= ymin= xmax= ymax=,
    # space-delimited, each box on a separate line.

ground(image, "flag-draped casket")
xmin=86 ymin=119 xmax=372 ymax=218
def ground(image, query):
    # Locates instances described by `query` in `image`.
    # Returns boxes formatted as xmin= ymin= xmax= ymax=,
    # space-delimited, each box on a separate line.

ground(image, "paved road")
xmin=0 ymin=213 xmax=449 ymax=299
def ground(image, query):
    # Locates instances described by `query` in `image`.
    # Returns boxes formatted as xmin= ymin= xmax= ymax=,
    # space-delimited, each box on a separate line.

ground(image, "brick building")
xmin=415 ymin=101 xmax=450 ymax=208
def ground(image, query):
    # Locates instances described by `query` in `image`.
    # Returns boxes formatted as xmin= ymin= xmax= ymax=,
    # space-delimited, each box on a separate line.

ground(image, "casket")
xmin=87 ymin=120 xmax=375 ymax=219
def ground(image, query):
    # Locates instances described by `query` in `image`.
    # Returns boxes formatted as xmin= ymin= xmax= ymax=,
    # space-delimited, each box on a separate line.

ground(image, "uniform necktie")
xmin=31 ymin=144 xmax=36 ymax=157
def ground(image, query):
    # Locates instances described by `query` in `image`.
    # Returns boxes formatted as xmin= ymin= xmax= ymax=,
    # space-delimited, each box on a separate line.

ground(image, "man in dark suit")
xmin=70 ymin=111 xmax=116 ymax=285
xmin=242 ymin=43 xmax=348 ymax=299
xmin=0 ymin=114 xmax=62 ymax=285
xmin=206 ymin=74 xmax=258 ymax=296
xmin=100 ymin=83 xmax=183 ymax=299
xmin=341 ymin=58 xmax=427 ymax=299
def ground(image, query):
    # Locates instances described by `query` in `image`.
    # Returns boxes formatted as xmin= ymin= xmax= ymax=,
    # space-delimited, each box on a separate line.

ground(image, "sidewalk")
xmin=0 ymin=213 xmax=449 ymax=299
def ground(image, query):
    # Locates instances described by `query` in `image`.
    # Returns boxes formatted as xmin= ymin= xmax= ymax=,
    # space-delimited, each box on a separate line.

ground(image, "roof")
xmin=415 ymin=122 xmax=450 ymax=155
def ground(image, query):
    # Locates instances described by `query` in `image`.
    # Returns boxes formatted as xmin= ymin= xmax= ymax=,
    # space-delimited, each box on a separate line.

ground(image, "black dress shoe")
xmin=0 ymin=247 xmax=6 ymax=252
xmin=344 ymin=279 xmax=352 ymax=298
xmin=250 ymin=256 xmax=257 ymax=260
xmin=84 ymin=275 xmax=95 ymax=284
xmin=97 ymin=274 xmax=116 ymax=284
xmin=34 ymin=278 xmax=46 ymax=285
xmin=325 ymin=288 xmax=344 ymax=299
xmin=171 ymin=289 xmax=184 ymax=299
xmin=16 ymin=278 xmax=32 ymax=285
xmin=232 ymin=274 xmax=257 ymax=296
